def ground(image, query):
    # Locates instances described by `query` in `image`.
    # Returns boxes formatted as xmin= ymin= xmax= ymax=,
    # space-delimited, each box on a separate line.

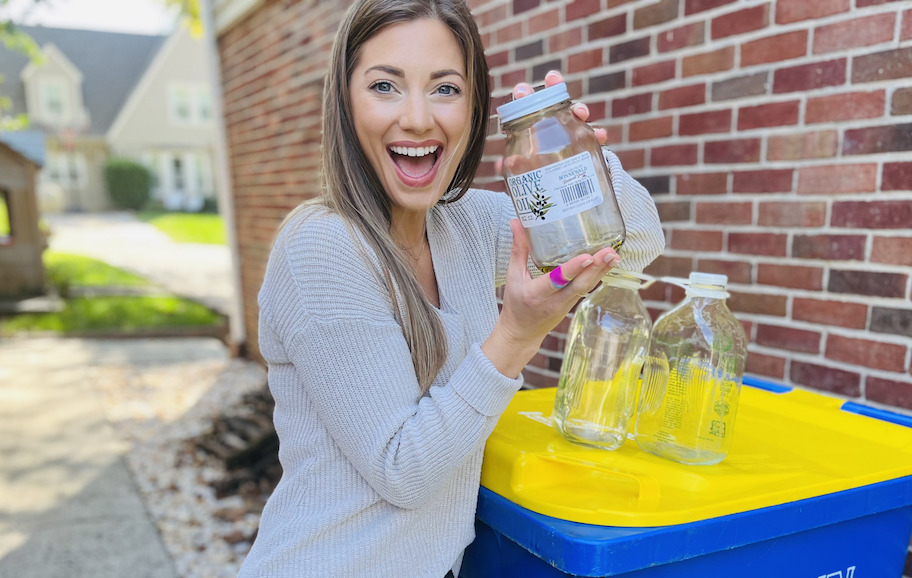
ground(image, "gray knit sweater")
xmin=239 ymin=151 xmax=664 ymax=577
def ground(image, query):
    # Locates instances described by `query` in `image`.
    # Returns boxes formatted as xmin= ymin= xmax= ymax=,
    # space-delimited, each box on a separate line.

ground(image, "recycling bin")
xmin=461 ymin=377 xmax=912 ymax=577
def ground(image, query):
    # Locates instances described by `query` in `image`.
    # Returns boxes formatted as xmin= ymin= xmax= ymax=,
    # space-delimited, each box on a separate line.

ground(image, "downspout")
xmin=201 ymin=0 xmax=246 ymax=356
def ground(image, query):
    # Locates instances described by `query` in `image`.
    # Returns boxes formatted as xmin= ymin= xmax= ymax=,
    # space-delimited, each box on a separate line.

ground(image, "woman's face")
xmin=350 ymin=18 xmax=471 ymax=222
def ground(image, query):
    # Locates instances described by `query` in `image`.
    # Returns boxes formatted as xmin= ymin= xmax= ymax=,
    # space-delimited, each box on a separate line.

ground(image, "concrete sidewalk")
xmin=0 ymin=336 xmax=229 ymax=578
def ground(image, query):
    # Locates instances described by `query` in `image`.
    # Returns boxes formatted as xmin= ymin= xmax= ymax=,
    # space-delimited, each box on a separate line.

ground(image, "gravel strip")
xmin=91 ymin=356 xmax=268 ymax=578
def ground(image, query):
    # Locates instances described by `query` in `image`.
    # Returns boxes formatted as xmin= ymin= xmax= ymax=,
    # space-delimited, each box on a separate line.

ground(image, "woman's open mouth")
xmin=388 ymin=145 xmax=442 ymax=188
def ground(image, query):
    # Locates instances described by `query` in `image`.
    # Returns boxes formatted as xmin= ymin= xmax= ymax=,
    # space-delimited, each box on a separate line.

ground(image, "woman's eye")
xmin=372 ymin=81 xmax=393 ymax=93
xmin=437 ymin=84 xmax=460 ymax=96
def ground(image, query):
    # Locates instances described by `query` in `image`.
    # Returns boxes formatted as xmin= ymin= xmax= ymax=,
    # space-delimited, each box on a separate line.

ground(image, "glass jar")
xmin=634 ymin=273 xmax=749 ymax=466
xmin=552 ymin=269 xmax=652 ymax=450
xmin=497 ymin=82 xmax=626 ymax=271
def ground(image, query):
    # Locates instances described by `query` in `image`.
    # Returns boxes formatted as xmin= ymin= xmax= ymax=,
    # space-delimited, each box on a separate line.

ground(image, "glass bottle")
xmin=552 ymin=269 xmax=652 ymax=450
xmin=634 ymin=273 xmax=748 ymax=466
xmin=497 ymin=82 xmax=626 ymax=271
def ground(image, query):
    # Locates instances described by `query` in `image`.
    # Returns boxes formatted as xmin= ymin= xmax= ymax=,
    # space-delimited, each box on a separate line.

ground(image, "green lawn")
xmin=137 ymin=211 xmax=227 ymax=245
xmin=0 ymin=251 xmax=223 ymax=336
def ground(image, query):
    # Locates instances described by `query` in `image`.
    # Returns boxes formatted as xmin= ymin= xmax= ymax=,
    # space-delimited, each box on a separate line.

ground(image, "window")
xmin=169 ymin=83 xmax=212 ymax=126
xmin=172 ymin=157 xmax=185 ymax=190
xmin=40 ymin=79 xmax=67 ymax=123
xmin=0 ymin=189 xmax=12 ymax=245
xmin=44 ymin=152 xmax=87 ymax=189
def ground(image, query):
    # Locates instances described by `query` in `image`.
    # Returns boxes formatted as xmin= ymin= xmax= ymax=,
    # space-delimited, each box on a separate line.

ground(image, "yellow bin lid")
xmin=480 ymin=383 xmax=912 ymax=527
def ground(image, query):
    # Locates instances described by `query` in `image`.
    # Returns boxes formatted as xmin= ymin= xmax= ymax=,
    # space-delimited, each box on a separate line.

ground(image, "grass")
xmin=0 ymin=251 xmax=223 ymax=336
xmin=137 ymin=211 xmax=227 ymax=245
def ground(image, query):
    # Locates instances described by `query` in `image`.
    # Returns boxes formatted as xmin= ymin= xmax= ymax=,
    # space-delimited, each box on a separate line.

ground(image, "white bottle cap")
xmin=497 ymin=82 xmax=571 ymax=124
xmin=688 ymin=272 xmax=728 ymax=287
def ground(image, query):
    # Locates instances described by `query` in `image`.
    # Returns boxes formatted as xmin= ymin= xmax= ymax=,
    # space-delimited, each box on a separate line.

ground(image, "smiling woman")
xmin=240 ymin=1 xmax=664 ymax=577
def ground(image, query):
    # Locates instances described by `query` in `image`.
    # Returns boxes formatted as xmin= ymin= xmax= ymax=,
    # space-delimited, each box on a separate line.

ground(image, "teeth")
xmin=389 ymin=145 xmax=439 ymax=157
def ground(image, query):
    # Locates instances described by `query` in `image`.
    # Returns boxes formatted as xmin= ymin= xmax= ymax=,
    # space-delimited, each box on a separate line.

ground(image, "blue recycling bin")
xmin=462 ymin=377 xmax=912 ymax=577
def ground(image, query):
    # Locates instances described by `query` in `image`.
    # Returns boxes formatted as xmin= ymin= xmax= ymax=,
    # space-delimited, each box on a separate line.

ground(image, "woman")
xmin=239 ymin=0 xmax=664 ymax=576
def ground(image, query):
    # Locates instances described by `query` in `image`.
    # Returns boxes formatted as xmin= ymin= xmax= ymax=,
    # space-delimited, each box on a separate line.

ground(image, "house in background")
xmin=0 ymin=25 xmax=219 ymax=212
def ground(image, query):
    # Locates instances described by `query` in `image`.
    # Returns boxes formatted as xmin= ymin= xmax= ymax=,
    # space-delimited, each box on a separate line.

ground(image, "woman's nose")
xmin=399 ymin=93 xmax=433 ymax=133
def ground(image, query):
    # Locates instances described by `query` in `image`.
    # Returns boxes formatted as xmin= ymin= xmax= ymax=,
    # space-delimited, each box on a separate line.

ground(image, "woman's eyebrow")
xmin=363 ymin=65 xmax=465 ymax=81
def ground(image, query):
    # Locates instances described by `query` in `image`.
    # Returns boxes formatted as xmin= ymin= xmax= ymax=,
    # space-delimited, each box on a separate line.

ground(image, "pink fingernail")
xmin=581 ymin=258 xmax=594 ymax=268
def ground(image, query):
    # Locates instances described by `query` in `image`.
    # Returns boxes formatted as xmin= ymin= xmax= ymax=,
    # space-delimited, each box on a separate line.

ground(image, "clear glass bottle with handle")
xmin=634 ymin=273 xmax=748 ymax=465
xmin=552 ymin=269 xmax=653 ymax=450
xmin=497 ymin=82 xmax=626 ymax=271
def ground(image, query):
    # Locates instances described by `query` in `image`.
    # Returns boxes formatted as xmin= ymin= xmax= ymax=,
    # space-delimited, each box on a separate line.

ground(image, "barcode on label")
xmin=559 ymin=180 xmax=595 ymax=203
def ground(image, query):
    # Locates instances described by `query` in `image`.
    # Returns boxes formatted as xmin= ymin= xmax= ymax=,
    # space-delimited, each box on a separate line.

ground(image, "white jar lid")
xmin=496 ymin=82 xmax=571 ymax=124
xmin=689 ymin=272 xmax=728 ymax=287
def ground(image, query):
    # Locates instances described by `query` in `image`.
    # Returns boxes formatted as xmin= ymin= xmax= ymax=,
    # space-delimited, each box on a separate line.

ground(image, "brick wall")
xmin=217 ymin=0 xmax=911 ymax=572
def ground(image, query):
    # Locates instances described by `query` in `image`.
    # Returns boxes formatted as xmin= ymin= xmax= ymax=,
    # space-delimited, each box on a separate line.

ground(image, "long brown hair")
xmin=286 ymin=0 xmax=491 ymax=392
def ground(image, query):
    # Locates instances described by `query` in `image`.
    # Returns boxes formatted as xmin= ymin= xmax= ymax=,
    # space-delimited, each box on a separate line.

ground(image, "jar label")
xmin=506 ymin=151 xmax=604 ymax=229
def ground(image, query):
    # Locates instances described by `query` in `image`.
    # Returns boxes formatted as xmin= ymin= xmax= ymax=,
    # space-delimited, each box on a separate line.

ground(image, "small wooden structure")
xmin=0 ymin=141 xmax=45 ymax=298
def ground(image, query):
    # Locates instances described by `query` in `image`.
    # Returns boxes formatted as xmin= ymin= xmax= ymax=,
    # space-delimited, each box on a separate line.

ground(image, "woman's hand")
xmin=482 ymin=220 xmax=620 ymax=379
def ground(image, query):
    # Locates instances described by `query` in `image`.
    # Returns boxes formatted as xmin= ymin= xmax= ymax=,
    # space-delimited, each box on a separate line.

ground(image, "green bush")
xmin=104 ymin=158 xmax=151 ymax=210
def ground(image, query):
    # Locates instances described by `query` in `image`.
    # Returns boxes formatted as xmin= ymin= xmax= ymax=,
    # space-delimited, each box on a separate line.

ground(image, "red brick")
xmin=568 ymin=48 xmax=604 ymax=73
xmin=711 ymin=4 xmax=769 ymax=40
xmin=676 ymin=172 xmax=728 ymax=195
xmin=767 ymin=130 xmax=838 ymax=161
xmin=612 ymin=93 xmax=652 ymax=117
xmin=530 ymin=8 xmax=562 ymax=34
xmin=871 ymin=237 xmax=912 ymax=267
xmin=758 ymin=264 xmax=823 ymax=291
xmin=844 ymin=123 xmax=912 ymax=155
xmin=613 ymin=148 xmax=646 ymax=169
xmin=645 ymin=255 xmax=694 ymax=278
xmin=495 ymin=22 xmax=524 ymax=44
xmin=866 ymin=376 xmax=912 ymax=412
xmin=566 ymin=0 xmax=601 ymax=20
xmin=638 ymin=175 xmax=671 ymax=194
xmin=705 ymin=139 xmax=761 ymax=164
xmin=630 ymin=116 xmax=674 ymax=141
xmin=610 ymin=37 xmax=652 ymax=63
xmin=852 ymin=47 xmax=912 ymax=83
xmin=522 ymin=368 xmax=559 ymax=389
xmin=871 ymin=307 xmax=912 ymax=339
xmin=549 ymin=27 xmax=583 ymax=52
xmin=696 ymin=201 xmax=752 ymax=224
xmin=515 ymin=39 xmax=543 ymax=62
xmin=658 ymin=22 xmax=704 ymax=53
xmin=813 ymin=13 xmax=895 ymax=54
xmin=805 ymin=91 xmax=886 ymax=124
xmin=685 ymin=0 xmax=736 ymax=16
xmin=476 ymin=4 xmax=509 ymax=28
xmin=670 ymin=230 xmax=724 ymax=251
xmin=659 ymin=84 xmax=706 ymax=110
xmin=652 ymin=144 xmax=699 ymax=166
xmin=758 ymin=202 xmax=826 ymax=227
xmin=745 ymin=352 xmax=787 ymax=380
xmin=884 ymin=162 xmax=912 ymax=191
xmin=679 ymin=109 xmax=732 ymax=136
xmin=832 ymin=201 xmax=912 ymax=229
xmin=741 ymin=31 xmax=808 ymax=66
xmin=792 ymin=235 xmax=865 ymax=260
xmin=790 ymin=361 xmax=860 ymax=397
xmin=588 ymin=14 xmax=627 ymax=40
xmin=903 ymin=8 xmax=912 ymax=42
xmin=729 ymin=232 xmax=788 ymax=256
xmin=797 ymin=164 xmax=877 ymax=195
xmin=633 ymin=60 xmax=676 ymax=86
xmin=589 ymin=71 xmax=626 ymax=94
xmin=486 ymin=50 xmax=509 ymax=69
xmin=532 ymin=59 xmax=563 ymax=81
xmin=776 ymin=0 xmax=850 ymax=24
xmin=695 ymin=259 xmax=752 ymax=284
xmin=729 ymin=292 xmax=788 ymax=316
xmin=826 ymin=335 xmax=907 ymax=372
xmin=711 ymin=73 xmax=769 ymax=101
xmin=634 ymin=0 xmax=679 ymax=30
xmin=655 ymin=200 xmax=692 ymax=222
xmin=737 ymin=101 xmax=799 ymax=130
xmin=513 ymin=0 xmax=540 ymax=15
xmin=683 ymin=46 xmax=735 ymax=77
xmin=773 ymin=59 xmax=846 ymax=93
xmin=792 ymin=298 xmax=868 ymax=329
xmin=732 ymin=169 xmax=793 ymax=193
xmin=829 ymin=269 xmax=908 ymax=298
xmin=756 ymin=324 xmax=820 ymax=353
